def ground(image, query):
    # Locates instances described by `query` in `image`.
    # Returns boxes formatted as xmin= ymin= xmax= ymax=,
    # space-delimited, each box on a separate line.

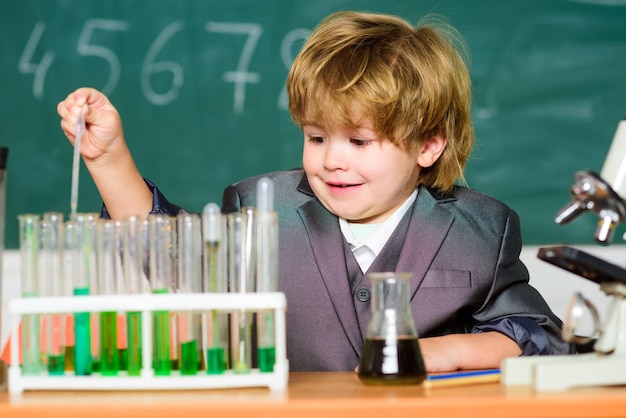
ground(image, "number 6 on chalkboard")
xmin=141 ymin=21 xmax=185 ymax=106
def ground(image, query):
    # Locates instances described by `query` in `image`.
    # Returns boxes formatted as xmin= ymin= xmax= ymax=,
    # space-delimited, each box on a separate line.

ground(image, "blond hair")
xmin=287 ymin=11 xmax=474 ymax=192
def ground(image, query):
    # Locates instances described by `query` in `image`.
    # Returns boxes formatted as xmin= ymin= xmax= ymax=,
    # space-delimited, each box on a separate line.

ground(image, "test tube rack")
xmin=7 ymin=292 xmax=288 ymax=395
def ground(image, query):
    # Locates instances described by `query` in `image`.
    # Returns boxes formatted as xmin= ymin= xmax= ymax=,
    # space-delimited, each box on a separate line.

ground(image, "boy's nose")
xmin=323 ymin=142 xmax=349 ymax=171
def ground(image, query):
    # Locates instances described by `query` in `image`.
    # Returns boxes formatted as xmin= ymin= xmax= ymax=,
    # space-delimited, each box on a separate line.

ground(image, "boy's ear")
xmin=417 ymin=135 xmax=447 ymax=168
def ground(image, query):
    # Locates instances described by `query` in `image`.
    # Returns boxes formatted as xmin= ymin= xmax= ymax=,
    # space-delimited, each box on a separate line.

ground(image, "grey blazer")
xmin=222 ymin=170 xmax=573 ymax=371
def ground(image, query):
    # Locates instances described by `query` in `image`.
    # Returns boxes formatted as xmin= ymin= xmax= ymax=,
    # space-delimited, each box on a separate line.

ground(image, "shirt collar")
xmin=340 ymin=188 xmax=418 ymax=258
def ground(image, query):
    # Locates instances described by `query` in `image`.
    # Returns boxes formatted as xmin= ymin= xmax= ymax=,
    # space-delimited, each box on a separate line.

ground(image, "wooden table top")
xmin=2 ymin=372 xmax=626 ymax=418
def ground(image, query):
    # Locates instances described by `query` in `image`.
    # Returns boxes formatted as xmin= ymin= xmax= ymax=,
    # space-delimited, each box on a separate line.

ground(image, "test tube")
xmin=62 ymin=221 xmax=77 ymax=371
xmin=41 ymin=212 xmax=65 ymax=375
xmin=95 ymin=219 xmax=120 ymax=375
xmin=176 ymin=213 xmax=202 ymax=375
xmin=122 ymin=216 xmax=147 ymax=376
xmin=228 ymin=211 xmax=254 ymax=373
xmin=202 ymin=203 xmax=228 ymax=374
xmin=18 ymin=214 xmax=41 ymax=375
xmin=113 ymin=220 xmax=128 ymax=372
xmin=87 ymin=216 xmax=101 ymax=374
xmin=72 ymin=213 xmax=97 ymax=376
xmin=148 ymin=214 xmax=174 ymax=376
xmin=255 ymin=177 xmax=279 ymax=372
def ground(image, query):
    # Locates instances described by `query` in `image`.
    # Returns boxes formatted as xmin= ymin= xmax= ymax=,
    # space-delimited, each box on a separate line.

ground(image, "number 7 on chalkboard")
xmin=205 ymin=22 xmax=262 ymax=115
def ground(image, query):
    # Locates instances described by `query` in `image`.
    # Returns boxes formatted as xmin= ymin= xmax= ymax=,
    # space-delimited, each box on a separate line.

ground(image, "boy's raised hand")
xmin=57 ymin=87 xmax=126 ymax=165
xmin=57 ymin=87 xmax=153 ymax=220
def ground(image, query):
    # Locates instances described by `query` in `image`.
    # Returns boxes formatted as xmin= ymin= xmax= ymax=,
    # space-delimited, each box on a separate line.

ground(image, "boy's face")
xmin=302 ymin=117 xmax=423 ymax=224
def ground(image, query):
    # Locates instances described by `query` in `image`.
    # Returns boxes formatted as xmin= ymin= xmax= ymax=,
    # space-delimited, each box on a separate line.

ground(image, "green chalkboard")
xmin=1 ymin=0 xmax=626 ymax=249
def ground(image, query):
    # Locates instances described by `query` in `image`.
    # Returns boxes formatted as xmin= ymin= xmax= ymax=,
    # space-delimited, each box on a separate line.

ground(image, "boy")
xmin=58 ymin=11 xmax=574 ymax=372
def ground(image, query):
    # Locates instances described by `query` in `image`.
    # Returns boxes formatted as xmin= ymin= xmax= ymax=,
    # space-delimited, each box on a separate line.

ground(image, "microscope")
xmin=501 ymin=119 xmax=626 ymax=391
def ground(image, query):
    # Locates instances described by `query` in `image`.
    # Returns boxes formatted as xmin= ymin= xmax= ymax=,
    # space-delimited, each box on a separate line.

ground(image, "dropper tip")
xmin=202 ymin=202 xmax=221 ymax=241
xmin=257 ymin=177 xmax=274 ymax=212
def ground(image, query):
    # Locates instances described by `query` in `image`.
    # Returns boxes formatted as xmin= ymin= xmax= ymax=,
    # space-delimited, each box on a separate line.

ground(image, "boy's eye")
xmin=308 ymin=136 xmax=325 ymax=144
xmin=351 ymin=138 xmax=371 ymax=147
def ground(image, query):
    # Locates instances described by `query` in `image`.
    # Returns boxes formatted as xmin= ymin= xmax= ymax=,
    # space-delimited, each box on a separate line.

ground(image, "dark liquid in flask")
xmin=358 ymin=337 xmax=426 ymax=385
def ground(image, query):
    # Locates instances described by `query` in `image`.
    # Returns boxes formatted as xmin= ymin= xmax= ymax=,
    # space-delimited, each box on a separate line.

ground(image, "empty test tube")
xmin=18 ymin=214 xmax=41 ymax=375
xmin=41 ymin=212 xmax=65 ymax=375
xmin=228 ymin=211 xmax=254 ymax=373
xmin=202 ymin=203 xmax=228 ymax=374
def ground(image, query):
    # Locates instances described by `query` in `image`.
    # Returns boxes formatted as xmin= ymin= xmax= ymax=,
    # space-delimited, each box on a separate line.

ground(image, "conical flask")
xmin=358 ymin=272 xmax=426 ymax=385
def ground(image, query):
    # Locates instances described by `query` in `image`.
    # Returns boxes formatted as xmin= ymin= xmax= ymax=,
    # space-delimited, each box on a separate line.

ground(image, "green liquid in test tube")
xmin=118 ymin=341 xmax=128 ymax=372
xmin=179 ymin=340 xmax=198 ymax=375
xmin=47 ymin=354 xmax=65 ymax=375
xmin=258 ymin=346 xmax=276 ymax=372
xmin=99 ymin=311 xmax=118 ymax=375
xmin=255 ymin=178 xmax=279 ymax=372
xmin=73 ymin=287 xmax=91 ymax=375
xmin=18 ymin=214 xmax=41 ymax=375
xmin=205 ymin=346 xmax=226 ymax=374
xmin=149 ymin=215 xmax=174 ymax=376
xmin=152 ymin=289 xmax=170 ymax=375
xmin=126 ymin=311 xmax=142 ymax=375
xmin=123 ymin=216 xmax=146 ymax=376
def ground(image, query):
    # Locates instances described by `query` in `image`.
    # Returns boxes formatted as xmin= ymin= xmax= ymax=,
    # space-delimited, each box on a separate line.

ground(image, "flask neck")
xmin=366 ymin=273 xmax=416 ymax=339
xmin=371 ymin=275 xmax=411 ymax=313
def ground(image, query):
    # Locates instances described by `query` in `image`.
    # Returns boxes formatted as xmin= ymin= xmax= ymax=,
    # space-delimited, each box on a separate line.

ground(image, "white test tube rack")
xmin=7 ymin=292 xmax=288 ymax=395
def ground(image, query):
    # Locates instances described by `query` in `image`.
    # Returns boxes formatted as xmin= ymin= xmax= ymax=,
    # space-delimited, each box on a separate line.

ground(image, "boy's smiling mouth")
xmin=326 ymin=181 xmax=362 ymax=192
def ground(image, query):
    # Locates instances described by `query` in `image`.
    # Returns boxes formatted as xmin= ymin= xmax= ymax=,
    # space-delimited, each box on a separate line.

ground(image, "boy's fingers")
xmin=59 ymin=120 xmax=75 ymax=144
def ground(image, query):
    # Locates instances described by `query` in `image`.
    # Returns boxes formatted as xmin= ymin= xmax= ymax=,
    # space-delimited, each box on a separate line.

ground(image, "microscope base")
xmin=502 ymin=352 xmax=626 ymax=391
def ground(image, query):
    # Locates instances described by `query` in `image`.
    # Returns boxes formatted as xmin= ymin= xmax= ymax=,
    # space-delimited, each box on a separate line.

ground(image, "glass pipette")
xmin=70 ymin=108 xmax=85 ymax=219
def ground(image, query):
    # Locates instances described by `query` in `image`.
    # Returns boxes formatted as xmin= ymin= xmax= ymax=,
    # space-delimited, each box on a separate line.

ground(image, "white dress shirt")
xmin=339 ymin=189 xmax=418 ymax=273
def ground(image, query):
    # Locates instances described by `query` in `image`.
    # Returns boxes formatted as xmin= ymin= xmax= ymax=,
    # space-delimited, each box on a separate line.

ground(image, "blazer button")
xmin=356 ymin=288 xmax=370 ymax=302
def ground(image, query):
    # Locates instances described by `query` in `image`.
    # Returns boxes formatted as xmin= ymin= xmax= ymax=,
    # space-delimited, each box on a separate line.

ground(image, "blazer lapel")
xmin=296 ymin=192 xmax=362 ymax=356
xmin=396 ymin=187 xmax=456 ymax=299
